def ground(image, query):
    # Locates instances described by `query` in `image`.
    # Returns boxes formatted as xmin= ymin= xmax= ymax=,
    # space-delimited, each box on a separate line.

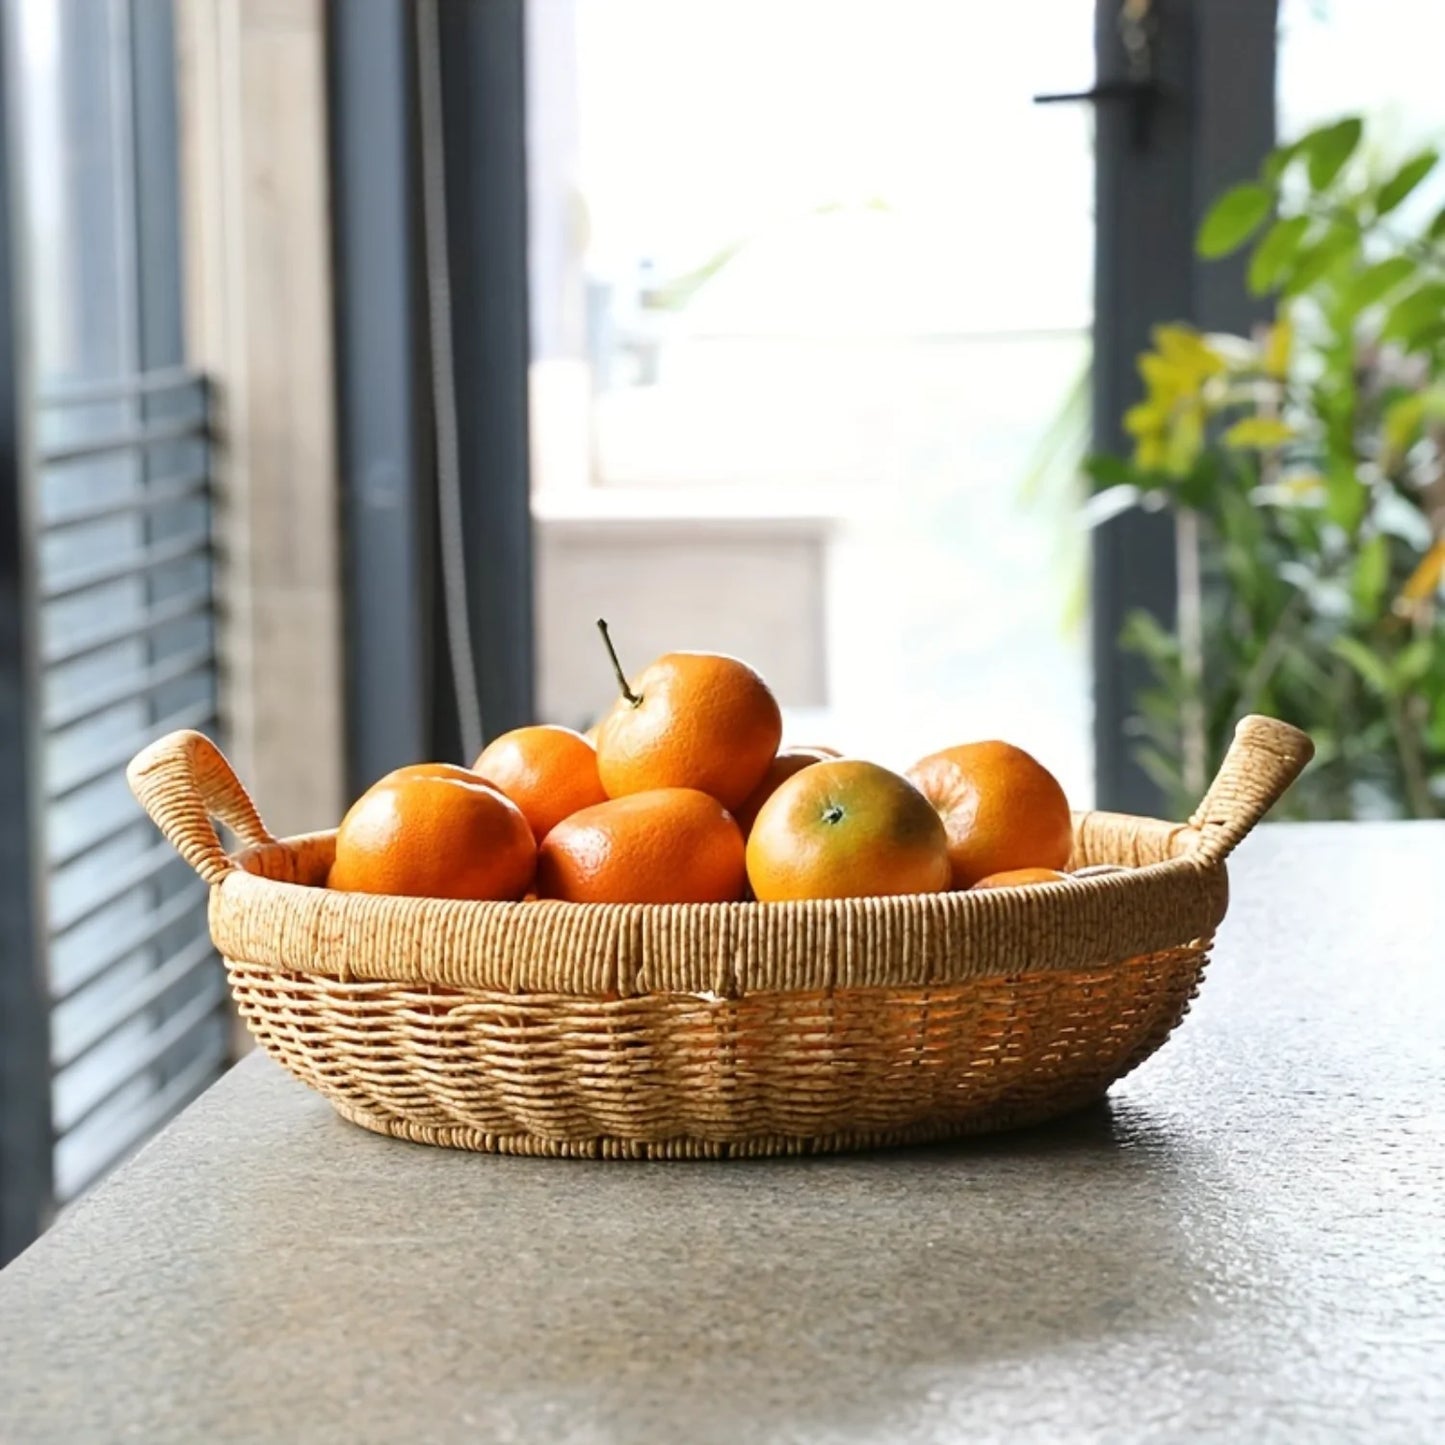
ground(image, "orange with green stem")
xmin=593 ymin=618 xmax=782 ymax=812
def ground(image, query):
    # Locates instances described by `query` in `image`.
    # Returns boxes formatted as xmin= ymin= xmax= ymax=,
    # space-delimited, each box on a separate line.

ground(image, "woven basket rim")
xmin=208 ymin=821 xmax=1230 ymax=996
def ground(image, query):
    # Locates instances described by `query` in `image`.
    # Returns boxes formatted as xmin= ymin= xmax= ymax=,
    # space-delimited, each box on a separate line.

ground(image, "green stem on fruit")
xmin=596 ymin=618 xmax=642 ymax=707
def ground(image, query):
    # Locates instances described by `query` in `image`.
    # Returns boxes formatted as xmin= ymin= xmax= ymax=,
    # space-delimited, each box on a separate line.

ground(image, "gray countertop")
xmin=3 ymin=823 xmax=1444 ymax=1444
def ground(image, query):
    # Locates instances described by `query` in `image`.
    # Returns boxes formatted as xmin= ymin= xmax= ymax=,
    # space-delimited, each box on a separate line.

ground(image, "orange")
xmin=593 ymin=620 xmax=782 ymax=810
xmin=328 ymin=762 xmax=535 ymax=901
xmin=536 ymin=788 xmax=745 ymax=904
xmin=473 ymin=724 xmax=607 ymax=843
xmin=907 ymin=741 xmax=1072 ymax=890
xmin=733 ymin=746 xmax=834 ymax=835
xmin=972 ymin=867 xmax=1068 ymax=890
xmin=746 ymin=759 xmax=951 ymax=902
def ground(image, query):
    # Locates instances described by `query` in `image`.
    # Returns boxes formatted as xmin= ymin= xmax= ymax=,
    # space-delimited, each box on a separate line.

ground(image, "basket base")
xmin=327 ymin=1093 xmax=1109 ymax=1160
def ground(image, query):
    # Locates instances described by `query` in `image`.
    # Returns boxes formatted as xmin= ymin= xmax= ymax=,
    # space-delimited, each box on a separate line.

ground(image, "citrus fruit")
xmin=536 ymin=787 xmax=745 ymax=904
xmin=593 ymin=619 xmax=782 ymax=810
xmin=746 ymin=759 xmax=951 ymax=902
xmin=328 ymin=762 xmax=535 ymax=901
xmin=972 ymin=867 xmax=1068 ymax=890
xmin=733 ymin=746 xmax=834 ymax=835
xmin=906 ymin=741 xmax=1072 ymax=889
xmin=473 ymin=724 xmax=607 ymax=843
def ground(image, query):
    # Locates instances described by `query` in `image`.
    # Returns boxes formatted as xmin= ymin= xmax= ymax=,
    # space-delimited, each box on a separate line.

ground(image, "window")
xmin=528 ymin=0 xmax=1096 ymax=799
xmin=1 ymin=0 xmax=220 ymax=1260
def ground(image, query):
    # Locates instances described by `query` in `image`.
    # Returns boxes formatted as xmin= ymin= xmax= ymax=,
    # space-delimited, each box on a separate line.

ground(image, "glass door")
xmin=526 ymin=0 xmax=1097 ymax=800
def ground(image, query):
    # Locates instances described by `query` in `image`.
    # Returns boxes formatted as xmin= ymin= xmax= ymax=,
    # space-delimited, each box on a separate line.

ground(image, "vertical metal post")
xmin=328 ymin=3 xmax=430 ymax=797
xmin=1192 ymin=1 xmax=1278 ymax=339
xmin=433 ymin=0 xmax=534 ymax=746
xmin=329 ymin=0 xmax=534 ymax=788
xmin=0 ymin=5 xmax=54 ymax=1266
xmin=1091 ymin=0 xmax=1276 ymax=813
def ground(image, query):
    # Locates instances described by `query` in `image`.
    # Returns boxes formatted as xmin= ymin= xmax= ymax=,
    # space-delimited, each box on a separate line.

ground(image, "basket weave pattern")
xmin=229 ymin=950 xmax=1206 ymax=1157
xmin=129 ymin=716 xmax=1312 ymax=1158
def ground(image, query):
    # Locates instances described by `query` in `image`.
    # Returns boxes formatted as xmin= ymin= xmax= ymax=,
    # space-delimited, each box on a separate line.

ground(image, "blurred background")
xmin=2 ymin=0 xmax=1442 ymax=1261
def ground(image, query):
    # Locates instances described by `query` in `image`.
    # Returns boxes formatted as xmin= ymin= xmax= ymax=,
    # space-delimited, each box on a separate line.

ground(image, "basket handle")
xmin=1186 ymin=714 xmax=1314 ymax=867
xmin=126 ymin=730 xmax=276 ymax=885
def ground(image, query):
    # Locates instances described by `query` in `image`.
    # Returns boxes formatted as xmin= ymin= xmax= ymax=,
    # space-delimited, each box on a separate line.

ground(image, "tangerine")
xmin=733 ymin=746 xmax=834 ymax=835
xmin=328 ymin=763 xmax=535 ymax=901
xmin=593 ymin=620 xmax=782 ymax=810
xmin=972 ymin=867 xmax=1068 ymax=890
xmin=907 ymin=741 xmax=1072 ymax=890
xmin=473 ymin=724 xmax=607 ymax=843
xmin=536 ymin=787 xmax=745 ymax=904
xmin=746 ymin=759 xmax=951 ymax=902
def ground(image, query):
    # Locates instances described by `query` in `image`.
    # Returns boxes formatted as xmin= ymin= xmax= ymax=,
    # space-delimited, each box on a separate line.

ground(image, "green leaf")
xmin=1223 ymin=416 xmax=1295 ymax=449
xmin=1379 ymin=389 xmax=1445 ymax=457
xmin=1300 ymin=117 xmax=1363 ymax=189
xmin=1247 ymin=216 xmax=1311 ymax=295
xmin=1197 ymin=183 xmax=1273 ymax=259
xmin=1350 ymin=534 xmax=1389 ymax=616
xmin=1430 ymin=700 xmax=1445 ymax=752
xmin=1137 ymin=689 xmax=1186 ymax=730
xmin=1344 ymin=256 xmax=1417 ymax=313
xmin=1382 ymin=393 xmax=1423 ymax=455
xmin=1082 ymin=453 xmax=1136 ymax=490
xmin=1281 ymin=225 xmax=1359 ymax=297
xmin=1374 ymin=150 xmax=1438 ymax=217
xmin=1325 ymin=464 xmax=1369 ymax=533
xmin=1394 ymin=636 xmax=1434 ymax=687
xmin=1428 ymin=206 xmax=1445 ymax=243
xmin=1261 ymin=142 xmax=1297 ymax=186
xmin=1381 ymin=282 xmax=1445 ymax=346
xmin=1119 ymin=609 xmax=1181 ymax=665
xmin=1330 ymin=635 xmax=1393 ymax=695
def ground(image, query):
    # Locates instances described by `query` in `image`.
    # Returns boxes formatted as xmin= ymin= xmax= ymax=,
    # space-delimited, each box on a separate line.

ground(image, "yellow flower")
xmin=1123 ymin=402 xmax=1160 ymax=437
xmin=1128 ymin=326 xmax=1233 ymax=473
xmin=1164 ymin=401 xmax=1206 ymax=477
xmin=1152 ymin=324 xmax=1228 ymax=383
xmin=1398 ymin=539 xmax=1445 ymax=608
xmin=1263 ymin=318 xmax=1293 ymax=379
xmin=1136 ymin=433 xmax=1166 ymax=471
xmin=1223 ymin=416 xmax=1295 ymax=450
xmin=1138 ymin=351 xmax=1182 ymax=401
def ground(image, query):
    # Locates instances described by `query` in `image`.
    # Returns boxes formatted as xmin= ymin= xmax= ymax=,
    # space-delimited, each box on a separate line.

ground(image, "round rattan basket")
xmin=127 ymin=715 xmax=1311 ymax=1158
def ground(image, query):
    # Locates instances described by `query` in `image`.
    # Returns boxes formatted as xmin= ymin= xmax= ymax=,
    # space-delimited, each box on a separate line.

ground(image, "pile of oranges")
xmin=326 ymin=624 xmax=1081 ymax=906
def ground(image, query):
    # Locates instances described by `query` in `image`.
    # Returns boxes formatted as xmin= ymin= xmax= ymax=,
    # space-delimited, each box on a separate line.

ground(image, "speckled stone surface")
xmin=2 ymin=823 xmax=1443 ymax=1444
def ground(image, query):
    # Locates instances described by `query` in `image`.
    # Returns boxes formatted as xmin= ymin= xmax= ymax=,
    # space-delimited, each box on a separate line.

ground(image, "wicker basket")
xmin=127 ymin=715 xmax=1311 ymax=1158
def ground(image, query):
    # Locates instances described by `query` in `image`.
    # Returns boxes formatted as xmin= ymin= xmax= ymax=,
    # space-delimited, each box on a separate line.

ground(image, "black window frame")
xmin=1090 ymin=0 xmax=1277 ymax=812
xmin=329 ymin=0 xmax=534 ymax=800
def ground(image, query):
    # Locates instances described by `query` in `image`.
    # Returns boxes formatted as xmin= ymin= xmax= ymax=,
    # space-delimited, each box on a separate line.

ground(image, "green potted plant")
xmin=1089 ymin=116 xmax=1445 ymax=819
